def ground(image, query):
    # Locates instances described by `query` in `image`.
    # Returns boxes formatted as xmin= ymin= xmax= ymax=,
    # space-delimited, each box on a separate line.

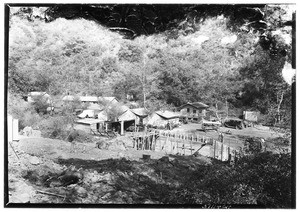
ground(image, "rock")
xmin=101 ymin=192 xmax=111 ymax=199
xmin=84 ymin=172 xmax=99 ymax=184
xmin=144 ymin=199 xmax=157 ymax=204
xmin=9 ymin=180 xmax=35 ymax=203
xmin=23 ymin=126 xmax=33 ymax=136
xmin=29 ymin=156 xmax=40 ymax=165
xmin=100 ymin=173 xmax=113 ymax=183
xmin=76 ymin=186 xmax=87 ymax=197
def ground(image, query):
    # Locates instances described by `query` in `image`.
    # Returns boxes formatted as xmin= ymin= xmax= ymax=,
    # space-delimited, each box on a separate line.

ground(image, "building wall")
xmin=180 ymin=106 xmax=206 ymax=121
xmin=8 ymin=115 xmax=19 ymax=142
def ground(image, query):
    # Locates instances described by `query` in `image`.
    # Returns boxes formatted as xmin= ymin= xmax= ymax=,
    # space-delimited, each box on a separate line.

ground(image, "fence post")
xmin=213 ymin=140 xmax=216 ymax=158
xmin=228 ymin=146 xmax=231 ymax=163
xmin=190 ymin=135 xmax=193 ymax=155
xmin=183 ymin=135 xmax=186 ymax=155
xmin=176 ymin=134 xmax=179 ymax=155
xmin=221 ymin=142 xmax=224 ymax=161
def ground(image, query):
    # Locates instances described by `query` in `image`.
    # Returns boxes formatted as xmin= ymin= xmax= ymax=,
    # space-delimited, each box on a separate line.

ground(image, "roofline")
xmin=155 ymin=112 xmax=180 ymax=119
xmin=178 ymin=102 xmax=209 ymax=109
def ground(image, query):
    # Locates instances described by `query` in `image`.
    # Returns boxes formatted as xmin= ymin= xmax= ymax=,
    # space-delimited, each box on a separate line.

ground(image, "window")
xmin=193 ymin=109 xmax=197 ymax=114
xmin=187 ymin=108 xmax=190 ymax=113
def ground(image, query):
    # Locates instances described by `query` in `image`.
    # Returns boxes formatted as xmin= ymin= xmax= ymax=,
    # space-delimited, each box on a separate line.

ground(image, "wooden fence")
xmin=130 ymin=129 xmax=240 ymax=162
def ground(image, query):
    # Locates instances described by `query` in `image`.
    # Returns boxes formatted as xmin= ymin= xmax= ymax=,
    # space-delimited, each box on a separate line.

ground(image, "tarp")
xmin=243 ymin=111 xmax=259 ymax=122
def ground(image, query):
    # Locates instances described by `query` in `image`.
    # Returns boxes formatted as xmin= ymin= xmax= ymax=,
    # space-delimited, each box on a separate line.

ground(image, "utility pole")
xmin=142 ymin=53 xmax=147 ymax=109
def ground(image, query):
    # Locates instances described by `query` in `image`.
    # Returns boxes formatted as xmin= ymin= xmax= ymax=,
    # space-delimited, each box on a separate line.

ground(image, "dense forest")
xmin=8 ymin=4 xmax=294 ymax=126
xmin=6 ymin=5 xmax=295 ymax=207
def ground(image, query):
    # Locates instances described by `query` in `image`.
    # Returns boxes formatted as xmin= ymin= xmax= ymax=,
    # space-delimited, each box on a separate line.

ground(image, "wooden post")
xmin=221 ymin=142 xmax=224 ymax=161
xmin=120 ymin=121 xmax=124 ymax=135
xmin=228 ymin=146 xmax=231 ymax=163
xmin=190 ymin=135 xmax=193 ymax=155
xmin=213 ymin=140 xmax=216 ymax=158
xmin=105 ymin=123 xmax=108 ymax=132
xmin=176 ymin=134 xmax=179 ymax=154
xmin=142 ymin=134 xmax=145 ymax=150
xmin=183 ymin=135 xmax=186 ymax=155
xmin=159 ymin=131 xmax=162 ymax=150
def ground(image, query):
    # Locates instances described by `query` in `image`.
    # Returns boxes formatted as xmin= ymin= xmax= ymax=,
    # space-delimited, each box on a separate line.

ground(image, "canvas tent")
xmin=146 ymin=110 xmax=180 ymax=128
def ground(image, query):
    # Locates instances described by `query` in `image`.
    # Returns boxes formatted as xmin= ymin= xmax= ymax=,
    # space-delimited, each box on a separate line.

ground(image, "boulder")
xmin=75 ymin=186 xmax=87 ymax=198
xmin=29 ymin=156 xmax=40 ymax=165
xmin=23 ymin=126 xmax=33 ymax=136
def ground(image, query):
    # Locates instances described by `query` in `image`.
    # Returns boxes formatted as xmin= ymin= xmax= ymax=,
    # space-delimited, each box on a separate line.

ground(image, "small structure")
xmin=62 ymin=95 xmax=77 ymax=101
xmin=118 ymin=108 xmax=148 ymax=134
xmin=243 ymin=111 xmax=259 ymax=123
xmin=178 ymin=102 xmax=209 ymax=122
xmin=98 ymin=97 xmax=119 ymax=104
xmin=27 ymin=91 xmax=51 ymax=104
xmin=79 ymin=96 xmax=98 ymax=104
xmin=75 ymin=118 xmax=104 ymax=133
xmin=7 ymin=114 xmax=19 ymax=142
xmin=62 ymin=95 xmax=118 ymax=105
xmin=146 ymin=110 xmax=181 ymax=128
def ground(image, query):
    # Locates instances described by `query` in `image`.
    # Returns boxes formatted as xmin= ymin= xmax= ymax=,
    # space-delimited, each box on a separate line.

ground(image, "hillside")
xmin=6 ymin=4 xmax=294 ymax=208
xmin=8 ymin=5 xmax=293 ymax=124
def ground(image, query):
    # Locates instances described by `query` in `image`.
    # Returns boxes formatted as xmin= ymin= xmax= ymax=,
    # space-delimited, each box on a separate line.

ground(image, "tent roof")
xmin=179 ymin=102 xmax=209 ymax=109
xmin=156 ymin=110 xmax=181 ymax=119
xmin=131 ymin=108 xmax=148 ymax=117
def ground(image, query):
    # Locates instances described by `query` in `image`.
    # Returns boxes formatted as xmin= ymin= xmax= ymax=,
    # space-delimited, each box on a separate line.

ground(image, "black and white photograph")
xmin=4 ymin=2 xmax=296 ymax=208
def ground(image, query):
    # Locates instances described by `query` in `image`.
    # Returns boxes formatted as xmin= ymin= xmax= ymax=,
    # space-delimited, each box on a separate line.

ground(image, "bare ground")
xmin=7 ymin=124 xmax=290 ymax=204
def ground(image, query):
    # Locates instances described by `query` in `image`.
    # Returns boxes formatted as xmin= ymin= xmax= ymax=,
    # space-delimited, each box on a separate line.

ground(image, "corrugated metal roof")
xmin=80 ymin=96 xmax=98 ymax=102
xmin=75 ymin=118 xmax=104 ymax=125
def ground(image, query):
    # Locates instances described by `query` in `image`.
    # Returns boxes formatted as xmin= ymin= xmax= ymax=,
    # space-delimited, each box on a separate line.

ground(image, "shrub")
xmin=243 ymin=137 xmax=263 ymax=154
xmin=164 ymin=152 xmax=292 ymax=208
xmin=75 ymin=130 xmax=94 ymax=143
xmin=38 ymin=116 xmax=69 ymax=139
xmin=8 ymin=93 xmax=42 ymax=129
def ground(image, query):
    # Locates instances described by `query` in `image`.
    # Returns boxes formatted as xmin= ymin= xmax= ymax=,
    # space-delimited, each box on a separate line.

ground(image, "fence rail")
xmin=129 ymin=129 xmax=241 ymax=162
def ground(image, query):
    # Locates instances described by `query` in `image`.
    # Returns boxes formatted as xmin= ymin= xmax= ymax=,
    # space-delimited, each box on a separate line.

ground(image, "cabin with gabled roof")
xmin=178 ymin=102 xmax=209 ymax=122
